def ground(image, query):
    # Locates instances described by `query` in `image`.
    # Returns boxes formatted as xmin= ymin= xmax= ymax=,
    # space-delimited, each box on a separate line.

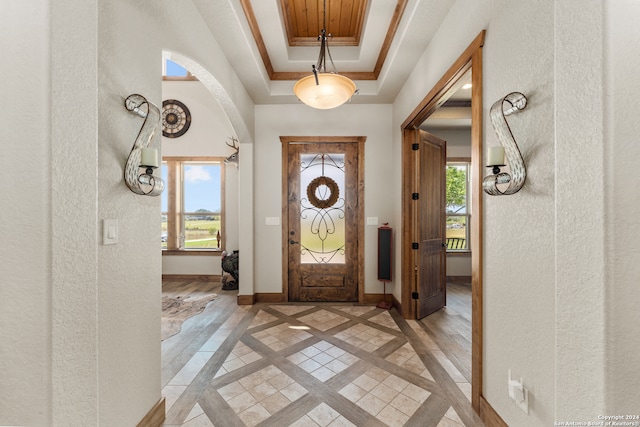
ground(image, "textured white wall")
xmin=96 ymin=2 xmax=165 ymax=424
xmin=424 ymin=128 xmax=472 ymax=153
xmin=483 ymin=2 xmax=557 ymax=424
xmin=2 ymin=0 xmax=255 ymax=425
xmin=0 ymin=2 xmax=55 ymax=425
xmin=161 ymin=81 xmax=237 ymax=158
xmin=447 ymin=256 xmax=472 ymax=277
xmin=2 ymin=0 xmax=104 ymax=424
xmin=393 ymin=0 xmax=636 ymax=423
xmin=51 ymin=0 xmax=102 ymax=424
xmin=605 ymin=0 xmax=640 ymax=413
xmin=393 ymin=0 xmax=562 ymax=425
xmin=6 ymin=1 xmax=637 ymax=425
xmin=555 ymin=1 xmax=607 ymax=421
xmin=94 ymin=1 xmax=254 ymax=424
xmin=254 ymin=104 xmax=395 ymax=296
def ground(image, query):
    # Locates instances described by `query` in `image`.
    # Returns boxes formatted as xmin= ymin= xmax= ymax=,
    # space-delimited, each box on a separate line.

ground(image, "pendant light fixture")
xmin=293 ymin=0 xmax=357 ymax=109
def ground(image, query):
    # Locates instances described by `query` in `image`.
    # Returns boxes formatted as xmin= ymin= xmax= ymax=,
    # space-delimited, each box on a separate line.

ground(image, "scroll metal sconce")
xmin=483 ymin=92 xmax=528 ymax=196
xmin=123 ymin=94 xmax=165 ymax=196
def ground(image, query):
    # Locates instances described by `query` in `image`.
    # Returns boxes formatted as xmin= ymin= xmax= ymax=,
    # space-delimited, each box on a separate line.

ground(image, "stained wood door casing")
xmin=416 ymin=131 xmax=447 ymax=319
xmin=400 ymin=31 xmax=485 ymax=416
xmin=282 ymin=138 xmax=364 ymax=302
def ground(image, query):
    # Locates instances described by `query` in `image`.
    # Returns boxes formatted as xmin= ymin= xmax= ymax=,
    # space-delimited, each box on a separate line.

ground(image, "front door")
xmin=282 ymin=138 xmax=363 ymax=302
xmin=415 ymin=130 xmax=447 ymax=318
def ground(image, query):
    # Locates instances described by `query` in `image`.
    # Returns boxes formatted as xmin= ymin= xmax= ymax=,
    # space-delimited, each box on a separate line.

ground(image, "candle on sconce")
xmin=140 ymin=148 xmax=159 ymax=168
xmin=487 ymin=146 xmax=505 ymax=166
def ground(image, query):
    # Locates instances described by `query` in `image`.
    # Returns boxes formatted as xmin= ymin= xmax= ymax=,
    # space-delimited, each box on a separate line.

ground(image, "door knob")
xmin=289 ymin=239 xmax=299 ymax=245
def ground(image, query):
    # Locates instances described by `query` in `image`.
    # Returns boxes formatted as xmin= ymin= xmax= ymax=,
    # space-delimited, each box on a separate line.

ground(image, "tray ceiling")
xmin=190 ymin=0 xmax=462 ymax=105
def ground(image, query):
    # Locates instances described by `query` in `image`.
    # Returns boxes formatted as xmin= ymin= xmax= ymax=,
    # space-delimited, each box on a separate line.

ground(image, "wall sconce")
xmin=483 ymin=92 xmax=528 ymax=196
xmin=123 ymin=94 xmax=165 ymax=196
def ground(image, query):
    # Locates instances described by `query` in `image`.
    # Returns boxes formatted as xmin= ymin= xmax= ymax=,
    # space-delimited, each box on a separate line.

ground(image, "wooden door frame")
xmin=400 ymin=31 xmax=485 ymax=414
xmin=280 ymin=136 xmax=366 ymax=303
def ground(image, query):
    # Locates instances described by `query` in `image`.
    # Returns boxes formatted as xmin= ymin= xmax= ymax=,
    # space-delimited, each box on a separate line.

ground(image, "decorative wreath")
xmin=306 ymin=176 xmax=340 ymax=209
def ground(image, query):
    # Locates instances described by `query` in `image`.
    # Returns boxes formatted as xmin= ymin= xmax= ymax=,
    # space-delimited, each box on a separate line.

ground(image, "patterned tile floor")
xmin=161 ymin=285 xmax=482 ymax=427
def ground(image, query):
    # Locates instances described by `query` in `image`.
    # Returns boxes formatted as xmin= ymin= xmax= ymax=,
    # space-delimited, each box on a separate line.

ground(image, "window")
xmin=446 ymin=160 xmax=470 ymax=251
xmin=162 ymin=157 xmax=225 ymax=252
xmin=162 ymin=55 xmax=197 ymax=80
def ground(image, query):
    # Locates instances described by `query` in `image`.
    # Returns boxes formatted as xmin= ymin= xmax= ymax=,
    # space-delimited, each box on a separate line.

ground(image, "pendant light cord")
xmin=323 ymin=0 xmax=327 ymax=31
xmin=315 ymin=0 xmax=338 ymax=75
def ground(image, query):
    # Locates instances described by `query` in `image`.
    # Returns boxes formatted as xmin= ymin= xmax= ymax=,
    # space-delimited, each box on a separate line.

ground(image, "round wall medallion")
xmin=162 ymin=99 xmax=191 ymax=138
xmin=306 ymin=176 xmax=340 ymax=209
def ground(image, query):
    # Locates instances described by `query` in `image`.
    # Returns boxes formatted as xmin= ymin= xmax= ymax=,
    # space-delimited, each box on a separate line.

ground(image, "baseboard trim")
xmin=162 ymin=274 xmax=221 ymax=282
xmin=237 ymin=294 xmax=256 ymax=305
xmin=237 ymin=293 xmax=402 ymax=307
xmin=136 ymin=397 xmax=165 ymax=427
xmin=479 ymin=396 xmax=508 ymax=427
xmin=392 ymin=294 xmax=402 ymax=314
xmin=255 ymin=293 xmax=285 ymax=303
xmin=363 ymin=293 xmax=394 ymax=305
xmin=447 ymin=275 xmax=472 ymax=284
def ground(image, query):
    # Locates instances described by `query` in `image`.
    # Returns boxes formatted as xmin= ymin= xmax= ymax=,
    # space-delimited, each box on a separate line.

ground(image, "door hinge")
xmin=412 ymin=292 xmax=419 ymax=299
xmin=412 ymin=242 xmax=419 ymax=250
xmin=412 ymin=143 xmax=420 ymax=150
xmin=412 ymin=193 xmax=419 ymax=200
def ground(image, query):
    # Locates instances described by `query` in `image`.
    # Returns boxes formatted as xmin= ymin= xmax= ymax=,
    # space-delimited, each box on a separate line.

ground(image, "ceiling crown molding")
xmin=239 ymin=0 xmax=408 ymax=81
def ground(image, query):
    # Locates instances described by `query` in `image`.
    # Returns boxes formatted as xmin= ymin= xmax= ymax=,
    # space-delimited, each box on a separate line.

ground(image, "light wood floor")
xmin=418 ymin=283 xmax=472 ymax=383
xmin=161 ymin=280 xmax=480 ymax=427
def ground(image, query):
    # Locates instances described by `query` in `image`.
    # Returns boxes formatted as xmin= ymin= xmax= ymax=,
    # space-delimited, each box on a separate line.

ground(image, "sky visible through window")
xmin=165 ymin=59 xmax=188 ymax=77
xmin=184 ymin=164 xmax=221 ymax=212
xmin=162 ymin=165 xmax=168 ymax=212
xmin=161 ymin=163 xmax=222 ymax=213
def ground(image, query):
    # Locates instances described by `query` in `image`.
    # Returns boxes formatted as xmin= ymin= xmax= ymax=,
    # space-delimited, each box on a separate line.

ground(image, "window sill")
xmin=446 ymin=250 xmax=471 ymax=257
xmin=162 ymin=249 xmax=222 ymax=256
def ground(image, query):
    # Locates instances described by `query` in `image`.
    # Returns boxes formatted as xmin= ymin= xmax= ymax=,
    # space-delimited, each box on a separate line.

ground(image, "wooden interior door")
xmin=416 ymin=130 xmax=447 ymax=318
xmin=285 ymin=141 xmax=360 ymax=302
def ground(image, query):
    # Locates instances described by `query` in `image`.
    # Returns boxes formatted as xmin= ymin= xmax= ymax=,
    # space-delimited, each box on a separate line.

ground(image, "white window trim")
xmin=446 ymin=158 xmax=471 ymax=253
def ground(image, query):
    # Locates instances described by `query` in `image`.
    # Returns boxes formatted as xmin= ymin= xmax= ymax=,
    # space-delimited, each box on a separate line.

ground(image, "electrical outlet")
xmin=508 ymin=369 xmax=529 ymax=414
xmin=265 ymin=217 xmax=280 ymax=226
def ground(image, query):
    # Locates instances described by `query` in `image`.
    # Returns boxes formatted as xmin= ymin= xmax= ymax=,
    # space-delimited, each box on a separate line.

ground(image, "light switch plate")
xmin=103 ymin=219 xmax=118 ymax=245
xmin=366 ymin=217 xmax=379 ymax=226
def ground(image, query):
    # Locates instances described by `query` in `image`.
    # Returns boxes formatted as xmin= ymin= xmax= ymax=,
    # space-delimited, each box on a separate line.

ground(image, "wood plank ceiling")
xmin=240 ymin=0 xmax=408 ymax=81
xmin=281 ymin=0 xmax=367 ymax=46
